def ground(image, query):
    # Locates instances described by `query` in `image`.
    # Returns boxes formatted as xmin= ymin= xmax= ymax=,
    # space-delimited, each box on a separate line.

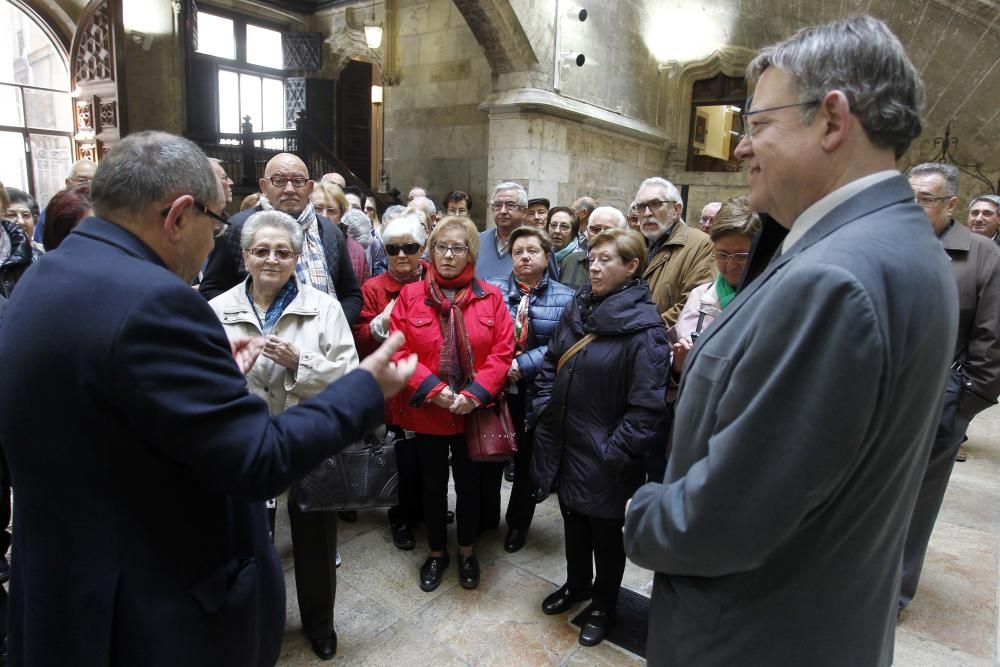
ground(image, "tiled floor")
xmin=276 ymin=407 xmax=1000 ymax=665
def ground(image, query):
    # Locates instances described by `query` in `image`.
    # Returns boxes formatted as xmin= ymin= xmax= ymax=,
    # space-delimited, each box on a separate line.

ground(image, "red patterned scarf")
xmin=426 ymin=262 xmax=477 ymax=390
xmin=513 ymin=275 xmax=533 ymax=354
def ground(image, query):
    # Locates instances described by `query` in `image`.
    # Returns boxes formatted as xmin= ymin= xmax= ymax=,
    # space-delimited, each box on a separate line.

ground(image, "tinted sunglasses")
xmin=385 ymin=242 xmax=422 ymax=256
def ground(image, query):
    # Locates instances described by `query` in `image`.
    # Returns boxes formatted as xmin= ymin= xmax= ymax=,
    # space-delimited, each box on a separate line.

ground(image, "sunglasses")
xmin=247 ymin=247 xmax=296 ymax=261
xmin=385 ymin=242 xmax=422 ymax=256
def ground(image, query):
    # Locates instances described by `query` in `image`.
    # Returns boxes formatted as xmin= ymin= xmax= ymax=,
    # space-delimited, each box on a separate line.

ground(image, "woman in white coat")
xmin=209 ymin=209 xmax=356 ymax=661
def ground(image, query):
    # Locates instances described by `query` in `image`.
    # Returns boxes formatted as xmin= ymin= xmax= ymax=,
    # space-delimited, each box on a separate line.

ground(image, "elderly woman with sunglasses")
xmin=352 ymin=211 xmax=428 ymax=550
xmin=209 ymin=210 xmax=357 ymax=661
xmin=389 ymin=215 xmax=514 ymax=593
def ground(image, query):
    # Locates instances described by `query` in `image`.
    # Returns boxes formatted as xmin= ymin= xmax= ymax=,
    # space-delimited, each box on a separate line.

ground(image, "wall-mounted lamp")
xmin=130 ymin=30 xmax=153 ymax=52
xmin=371 ymin=85 xmax=383 ymax=104
xmin=363 ymin=0 xmax=382 ymax=49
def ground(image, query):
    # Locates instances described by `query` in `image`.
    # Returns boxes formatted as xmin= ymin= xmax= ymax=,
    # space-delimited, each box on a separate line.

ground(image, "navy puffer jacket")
xmin=488 ymin=273 xmax=575 ymax=421
xmin=530 ymin=280 xmax=670 ymax=519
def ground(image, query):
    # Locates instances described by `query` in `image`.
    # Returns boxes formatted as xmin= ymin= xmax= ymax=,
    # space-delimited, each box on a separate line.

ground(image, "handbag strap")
xmin=557 ymin=333 xmax=597 ymax=373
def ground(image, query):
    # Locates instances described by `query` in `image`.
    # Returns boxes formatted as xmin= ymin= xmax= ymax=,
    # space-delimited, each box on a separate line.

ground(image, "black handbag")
xmin=290 ymin=427 xmax=399 ymax=512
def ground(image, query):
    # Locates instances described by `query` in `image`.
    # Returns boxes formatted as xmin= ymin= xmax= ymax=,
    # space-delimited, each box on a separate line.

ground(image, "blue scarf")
xmin=246 ymin=277 xmax=299 ymax=335
xmin=554 ymin=236 xmax=579 ymax=263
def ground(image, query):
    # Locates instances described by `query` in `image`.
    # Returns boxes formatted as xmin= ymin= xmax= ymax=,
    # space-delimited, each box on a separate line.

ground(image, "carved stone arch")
xmin=324 ymin=9 xmax=383 ymax=79
xmin=70 ymin=0 xmax=126 ymax=161
xmin=661 ymin=47 xmax=755 ymax=171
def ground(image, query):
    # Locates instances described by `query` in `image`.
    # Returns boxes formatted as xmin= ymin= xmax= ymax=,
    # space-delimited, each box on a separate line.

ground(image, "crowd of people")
xmin=0 ymin=13 xmax=998 ymax=667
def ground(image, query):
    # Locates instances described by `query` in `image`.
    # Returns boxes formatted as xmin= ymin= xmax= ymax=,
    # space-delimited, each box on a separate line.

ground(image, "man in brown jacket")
xmin=634 ymin=177 xmax=715 ymax=326
xmin=901 ymin=162 xmax=1000 ymax=612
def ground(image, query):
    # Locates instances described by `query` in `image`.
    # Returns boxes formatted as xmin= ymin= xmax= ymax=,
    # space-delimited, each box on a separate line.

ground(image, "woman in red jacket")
xmin=390 ymin=215 xmax=514 ymax=592
xmin=352 ymin=211 xmax=428 ymax=551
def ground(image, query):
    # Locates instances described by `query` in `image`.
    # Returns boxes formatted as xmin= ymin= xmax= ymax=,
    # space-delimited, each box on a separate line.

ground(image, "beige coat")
xmin=643 ymin=221 xmax=716 ymax=326
xmin=210 ymin=278 xmax=359 ymax=415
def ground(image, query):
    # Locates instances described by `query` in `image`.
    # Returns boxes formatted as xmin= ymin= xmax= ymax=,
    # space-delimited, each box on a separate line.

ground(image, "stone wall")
xmin=383 ymin=0 xmax=493 ymax=226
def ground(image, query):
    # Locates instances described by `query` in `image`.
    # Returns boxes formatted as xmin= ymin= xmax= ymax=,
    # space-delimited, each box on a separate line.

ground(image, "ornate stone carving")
xmin=76 ymin=100 xmax=93 ymax=132
xmin=99 ymin=101 xmax=117 ymax=128
xmin=74 ymin=1 xmax=114 ymax=84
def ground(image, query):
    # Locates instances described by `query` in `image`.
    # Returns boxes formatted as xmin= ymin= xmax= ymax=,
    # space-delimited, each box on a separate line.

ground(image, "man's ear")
xmin=819 ymin=90 xmax=852 ymax=153
xmin=161 ymin=195 xmax=195 ymax=242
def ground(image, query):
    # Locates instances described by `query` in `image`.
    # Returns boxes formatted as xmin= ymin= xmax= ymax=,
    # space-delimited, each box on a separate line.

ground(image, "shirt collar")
xmin=781 ymin=170 xmax=898 ymax=253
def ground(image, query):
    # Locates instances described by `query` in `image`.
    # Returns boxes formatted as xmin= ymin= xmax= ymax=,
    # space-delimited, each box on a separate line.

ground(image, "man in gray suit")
xmin=623 ymin=16 xmax=958 ymax=666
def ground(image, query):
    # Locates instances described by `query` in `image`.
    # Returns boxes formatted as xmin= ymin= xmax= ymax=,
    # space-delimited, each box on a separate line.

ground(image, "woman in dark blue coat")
xmin=530 ymin=228 xmax=669 ymax=647
xmin=488 ymin=226 xmax=575 ymax=554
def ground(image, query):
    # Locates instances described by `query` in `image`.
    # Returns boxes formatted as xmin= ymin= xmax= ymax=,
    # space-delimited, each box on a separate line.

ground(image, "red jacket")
xmin=390 ymin=276 xmax=514 ymax=435
xmin=353 ymin=271 xmax=407 ymax=359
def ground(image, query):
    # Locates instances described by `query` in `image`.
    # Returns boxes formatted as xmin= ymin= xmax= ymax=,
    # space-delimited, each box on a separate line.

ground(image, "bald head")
xmin=321 ymin=172 xmax=346 ymax=188
xmin=699 ymin=202 xmax=722 ymax=233
xmin=409 ymin=196 xmax=438 ymax=229
xmin=408 ymin=187 xmax=427 ymax=203
xmin=261 ymin=153 xmax=313 ymax=217
xmin=572 ymin=196 xmax=598 ymax=228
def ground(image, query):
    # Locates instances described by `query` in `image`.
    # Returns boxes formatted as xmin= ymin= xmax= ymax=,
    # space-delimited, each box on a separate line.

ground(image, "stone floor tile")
xmin=560 ymin=640 xmax=645 ymax=666
xmin=409 ymin=559 xmax=582 ymax=666
xmin=893 ymin=626 xmax=993 ymax=667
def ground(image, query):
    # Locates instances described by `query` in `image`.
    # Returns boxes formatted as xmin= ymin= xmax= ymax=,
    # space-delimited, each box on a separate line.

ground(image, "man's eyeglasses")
xmin=267 ymin=176 xmax=310 ymax=189
xmin=491 ymin=201 xmax=522 ymax=212
xmin=914 ymin=195 xmax=954 ymax=208
xmin=740 ymin=99 xmax=821 ymax=141
xmin=433 ymin=243 xmax=469 ymax=256
xmin=715 ymin=250 xmax=750 ymax=266
xmin=246 ymin=247 xmax=297 ymax=261
xmin=634 ymin=198 xmax=675 ymax=213
xmin=385 ymin=242 xmax=422 ymax=256
xmin=549 ymin=222 xmax=574 ymax=232
xmin=160 ymin=201 xmax=230 ymax=238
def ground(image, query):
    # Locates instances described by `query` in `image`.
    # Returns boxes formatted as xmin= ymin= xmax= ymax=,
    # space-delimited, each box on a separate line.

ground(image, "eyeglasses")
xmin=385 ymin=242 xmax=422 ymax=256
xmin=714 ymin=250 xmax=750 ymax=266
xmin=491 ymin=201 xmax=522 ymax=212
xmin=1 ymin=209 xmax=33 ymax=222
xmin=548 ymin=222 xmax=574 ymax=232
xmin=915 ymin=195 xmax=954 ymax=208
xmin=267 ymin=175 xmax=310 ymax=189
xmin=247 ymin=247 xmax=297 ymax=261
xmin=634 ymin=198 xmax=675 ymax=213
xmin=588 ymin=224 xmax=615 ymax=236
xmin=159 ymin=200 xmax=230 ymax=237
xmin=433 ymin=243 xmax=468 ymax=256
xmin=740 ymin=99 xmax=821 ymax=141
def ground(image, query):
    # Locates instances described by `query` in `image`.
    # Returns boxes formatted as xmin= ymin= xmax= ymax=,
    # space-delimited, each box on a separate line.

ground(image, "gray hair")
xmin=969 ymin=195 xmax=1000 ymax=211
xmin=342 ymin=208 xmax=373 ymax=248
xmin=491 ymin=181 xmax=528 ymax=208
xmin=747 ymin=15 xmax=924 ymax=159
xmin=382 ymin=212 xmax=428 ymax=246
xmin=589 ymin=206 xmax=627 ymax=228
xmin=382 ymin=204 xmax=406 ymax=226
xmin=241 ymin=210 xmax=304 ymax=253
xmin=637 ymin=177 xmax=682 ymax=204
xmin=909 ymin=163 xmax=960 ymax=197
xmin=91 ymin=131 xmax=219 ymax=218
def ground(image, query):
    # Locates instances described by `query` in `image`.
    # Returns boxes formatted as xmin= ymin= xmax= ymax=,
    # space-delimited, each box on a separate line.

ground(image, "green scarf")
xmin=715 ymin=273 xmax=737 ymax=309
xmin=554 ymin=237 xmax=579 ymax=263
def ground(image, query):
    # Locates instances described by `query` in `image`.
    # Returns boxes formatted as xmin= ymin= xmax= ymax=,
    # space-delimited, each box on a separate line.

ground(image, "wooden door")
xmin=70 ymin=0 xmax=126 ymax=163
xmin=336 ymin=60 xmax=372 ymax=188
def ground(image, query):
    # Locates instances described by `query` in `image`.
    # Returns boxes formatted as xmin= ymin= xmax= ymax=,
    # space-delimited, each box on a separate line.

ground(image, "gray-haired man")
xmin=625 ymin=16 xmax=957 ymax=665
xmin=477 ymin=181 xmax=527 ymax=280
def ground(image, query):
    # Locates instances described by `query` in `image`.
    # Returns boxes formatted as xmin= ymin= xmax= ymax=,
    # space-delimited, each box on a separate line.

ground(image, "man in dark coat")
xmin=0 ymin=131 xmax=415 ymax=667
xmin=901 ymin=163 xmax=1000 ymax=610
xmin=198 ymin=153 xmax=362 ymax=323
xmin=623 ymin=17 xmax=958 ymax=666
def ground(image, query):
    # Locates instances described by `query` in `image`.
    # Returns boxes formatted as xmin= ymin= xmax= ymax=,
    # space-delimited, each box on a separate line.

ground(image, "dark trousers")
xmin=0 ymin=447 xmax=10 ymax=555
xmin=288 ymin=503 xmax=338 ymax=640
xmin=505 ymin=392 xmax=537 ymax=531
xmin=900 ymin=370 xmax=970 ymax=609
xmin=560 ymin=498 xmax=626 ymax=614
xmin=387 ymin=430 xmax=421 ymax=526
xmin=415 ymin=433 xmax=502 ymax=551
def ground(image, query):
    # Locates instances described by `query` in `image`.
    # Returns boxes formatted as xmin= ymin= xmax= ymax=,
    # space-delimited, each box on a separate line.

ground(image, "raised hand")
xmin=231 ymin=337 xmax=266 ymax=375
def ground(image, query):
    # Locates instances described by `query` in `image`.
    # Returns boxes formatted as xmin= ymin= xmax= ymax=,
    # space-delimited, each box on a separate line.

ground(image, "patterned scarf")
xmin=258 ymin=196 xmax=333 ymax=298
xmin=513 ymin=274 xmax=533 ymax=354
xmin=715 ymin=272 xmax=737 ymax=309
xmin=246 ymin=276 xmax=299 ymax=335
xmin=425 ymin=262 xmax=477 ymax=391
xmin=387 ymin=259 xmax=426 ymax=285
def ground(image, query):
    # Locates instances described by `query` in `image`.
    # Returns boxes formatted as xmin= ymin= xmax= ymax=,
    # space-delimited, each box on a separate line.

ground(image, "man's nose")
xmin=733 ymin=134 xmax=752 ymax=159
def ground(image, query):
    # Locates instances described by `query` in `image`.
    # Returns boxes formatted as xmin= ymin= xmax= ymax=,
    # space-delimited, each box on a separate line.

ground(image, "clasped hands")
xmin=228 ymin=335 xmax=299 ymax=374
xmin=430 ymin=386 xmax=480 ymax=415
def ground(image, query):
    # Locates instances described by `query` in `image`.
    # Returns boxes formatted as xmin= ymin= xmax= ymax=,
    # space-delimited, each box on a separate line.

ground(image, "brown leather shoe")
xmin=956 ymin=445 xmax=968 ymax=462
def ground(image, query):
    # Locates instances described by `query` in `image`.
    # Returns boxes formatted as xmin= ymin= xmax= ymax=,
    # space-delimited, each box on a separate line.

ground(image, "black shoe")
xmin=391 ymin=522 xmax=416 ymax=550
xmin=446 ymin=510 xmax=455 ymax=524
xmin=579 ymin=609 xmax=613 ymax=646
xmin=0 ymin=557 xmax=9 ymax=585
xmin=504 ymin=528 xmax=527 ymax=553
xmin=419 ymin=554 xmax=449 ymax=592
xmin=504 ymin=459 xmax=515 ymax=482
xmin=458 ymin=554 xmax=480 ymax=589
xmin=338 ymin=510 xmax=358 ymax=523
xmin=309 ymin=631 xmax=337 ymax=660
xmin=542 ymin=584 xmax=592 ymax=615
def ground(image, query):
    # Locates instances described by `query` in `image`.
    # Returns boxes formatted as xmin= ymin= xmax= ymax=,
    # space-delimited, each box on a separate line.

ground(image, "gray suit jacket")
xmin=623 ymin=175 xmax=958 ymax=666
